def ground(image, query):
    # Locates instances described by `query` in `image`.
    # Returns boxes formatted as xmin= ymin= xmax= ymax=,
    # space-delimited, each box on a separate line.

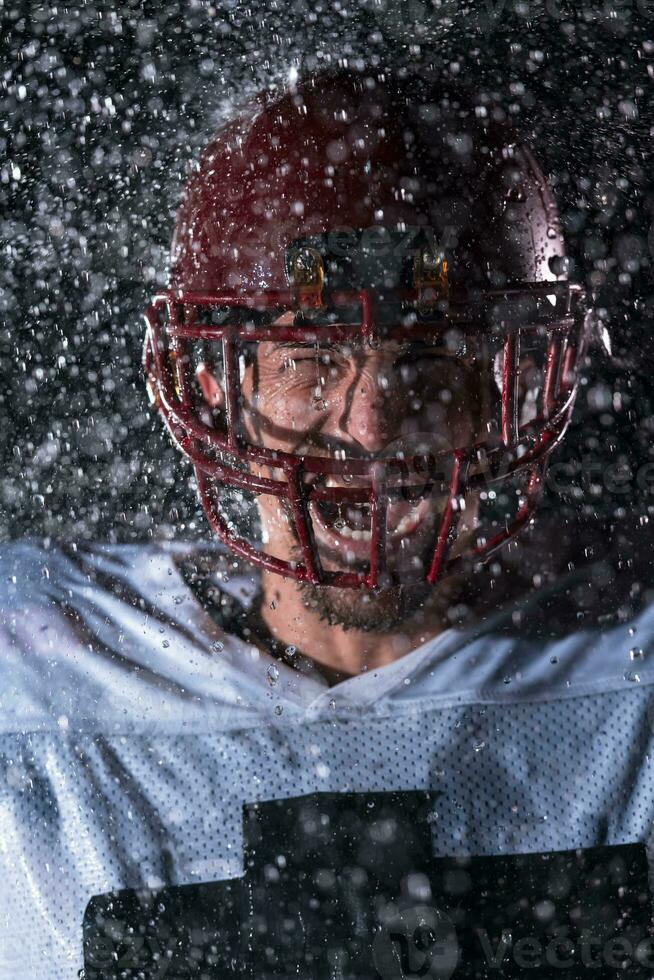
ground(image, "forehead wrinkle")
xmin=269 ymin=341 xmax=341 ymax=353
xmin=268 ymin=339 xmax=413 ymax=355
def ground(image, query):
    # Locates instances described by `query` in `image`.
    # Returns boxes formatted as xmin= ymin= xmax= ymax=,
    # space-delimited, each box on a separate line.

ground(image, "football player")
xmin=2 ymin=69 xmax=653 ymax=980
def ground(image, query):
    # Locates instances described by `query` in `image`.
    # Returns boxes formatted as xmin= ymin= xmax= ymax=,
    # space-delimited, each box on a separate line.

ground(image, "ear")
xmin=196 ymin=362 xmax=225 ymax=409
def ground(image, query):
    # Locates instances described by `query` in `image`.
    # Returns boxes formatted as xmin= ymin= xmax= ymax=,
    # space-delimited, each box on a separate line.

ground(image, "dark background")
xmin=1 ymin=0 xmax=653 ymax=545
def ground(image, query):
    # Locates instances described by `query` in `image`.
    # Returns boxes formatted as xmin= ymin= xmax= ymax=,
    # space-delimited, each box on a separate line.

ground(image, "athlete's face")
xmin=197 ymin=312 xmax=492 ymax=629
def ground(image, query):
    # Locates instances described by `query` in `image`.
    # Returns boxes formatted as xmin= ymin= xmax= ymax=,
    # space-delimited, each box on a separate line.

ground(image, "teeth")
xmin=337 ymin=525 xmax=372 ymax=541
xmin=333 ymin=515 xmax=421 ymax=541
xmin=345 ymin=506 xmax=369 ymax=527
xmin=314 ymin=508 xmax=423 ymax=541
xmin=312 ymin=497 xmax=433 ymax=545
xmin=394 ymin=513 xmax=419 ymax=537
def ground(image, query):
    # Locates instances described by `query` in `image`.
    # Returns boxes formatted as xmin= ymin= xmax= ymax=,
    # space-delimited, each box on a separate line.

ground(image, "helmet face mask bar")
xmin=144 ymin=278 xmax=588 ymax=590
xmin=144 ymin=70 xmax=591 ymax=590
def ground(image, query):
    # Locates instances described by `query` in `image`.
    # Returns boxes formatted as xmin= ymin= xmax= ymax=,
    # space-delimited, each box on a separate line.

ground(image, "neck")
xmin=259 ymin=571 xmax=451 ymax=678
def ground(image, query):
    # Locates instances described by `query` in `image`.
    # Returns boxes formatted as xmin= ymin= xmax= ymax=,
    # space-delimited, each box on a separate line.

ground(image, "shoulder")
xmin=0 ymin=537 xmax=75 ymax=608
xmin=0 ymin=536 xmax=167 ymax=602
xmin=400 ymin=564 xmax=654 ymax=709
xmin=0 ymin=537 xmax=263 ymax=736
xmin=0 ymin=536 xmax=246 ymax=609
xmin=386 ymin=508 xmax=654 ymax=708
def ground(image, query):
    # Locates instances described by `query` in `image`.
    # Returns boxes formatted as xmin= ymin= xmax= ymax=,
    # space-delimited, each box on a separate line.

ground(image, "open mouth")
xmin=308 ymin=486 xmax=436 ymax=562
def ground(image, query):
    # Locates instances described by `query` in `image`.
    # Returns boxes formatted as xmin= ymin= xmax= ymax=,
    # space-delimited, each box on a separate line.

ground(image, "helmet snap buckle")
xmin=287 ymin=246 xmax=326 ymax=311
xmin=413 ymin=247 xmax=448 ymax=313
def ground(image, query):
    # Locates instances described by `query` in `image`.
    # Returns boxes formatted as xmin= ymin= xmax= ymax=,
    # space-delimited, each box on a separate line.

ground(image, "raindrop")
xmin=629 ymin=647 xmax=644 ymax=661
xmin=329 ymin=697 xmax=336 ymax=711
xmin=550 ymin=655 xmax=558 ymax=665
xmin=162 ymin=640 xmax=170 ymax=649
xmin=624 ymin=670 xmax=641 ymax=683
xmin=628 ymin=626 xmax=637 ymax=637
xmin=285 ymin=645 xmax=296 ymax=658
xmin=211 ymin=640 xmax=224 ymax=653
xmin=274 ymin=704 xmax=283 ymax=716
xmin=267 ymin=664 xmax=280 ymax=686
xmin=311 ymin=386 xmax=328 ymax=411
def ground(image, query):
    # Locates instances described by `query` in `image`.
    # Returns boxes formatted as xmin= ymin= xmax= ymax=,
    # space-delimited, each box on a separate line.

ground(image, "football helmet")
xmin=144 ymin=69 xmax=590 ymax=589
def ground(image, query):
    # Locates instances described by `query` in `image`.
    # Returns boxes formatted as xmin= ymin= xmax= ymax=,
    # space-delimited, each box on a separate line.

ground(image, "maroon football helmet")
xmin=144 ymin=69 xmax=590 ymax=590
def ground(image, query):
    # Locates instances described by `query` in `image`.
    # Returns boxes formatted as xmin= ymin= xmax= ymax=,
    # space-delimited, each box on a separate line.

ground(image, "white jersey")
xmin=2 ymin=539 xmax=654 ymax=979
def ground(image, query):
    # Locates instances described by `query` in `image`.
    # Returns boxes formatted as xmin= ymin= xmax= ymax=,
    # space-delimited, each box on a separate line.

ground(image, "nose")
xmin=342 ymin=357 xmax=394 ymax=454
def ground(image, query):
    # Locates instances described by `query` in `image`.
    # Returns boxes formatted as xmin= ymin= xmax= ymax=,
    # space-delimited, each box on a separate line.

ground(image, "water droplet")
xmin=211 ymin=640 xmax=224 ymax=653
xmin=628 ymin=626 xmax=637 ymax=636
xmin=162 ymin=640 xmax=170 ymax=649
xmin=629 ymin=647 xmax=644 ymax=661
xmin=473 ymin=740 xmax=486 ymax=752
xmin=550 ymin=655 xmax=559 ymax=665
xmin=503 ymin=675 xmax=512 ymax=685
xmin=329 ymin=697 xmax=336 ymax=711
xmin=267 ymin=664 xmax=280 ymax=687
xmin=624 ymin=670 xmax=641 ymax=683
xmin=274 ymin=704 xmax=283 ymax=716
xmin=285 ymin=645 xmax=296 ymax=658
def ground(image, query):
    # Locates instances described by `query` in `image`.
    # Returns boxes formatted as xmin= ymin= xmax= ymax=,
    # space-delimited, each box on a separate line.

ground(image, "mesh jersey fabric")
xmin=1 ymin=538 xmax=654 ymax=979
